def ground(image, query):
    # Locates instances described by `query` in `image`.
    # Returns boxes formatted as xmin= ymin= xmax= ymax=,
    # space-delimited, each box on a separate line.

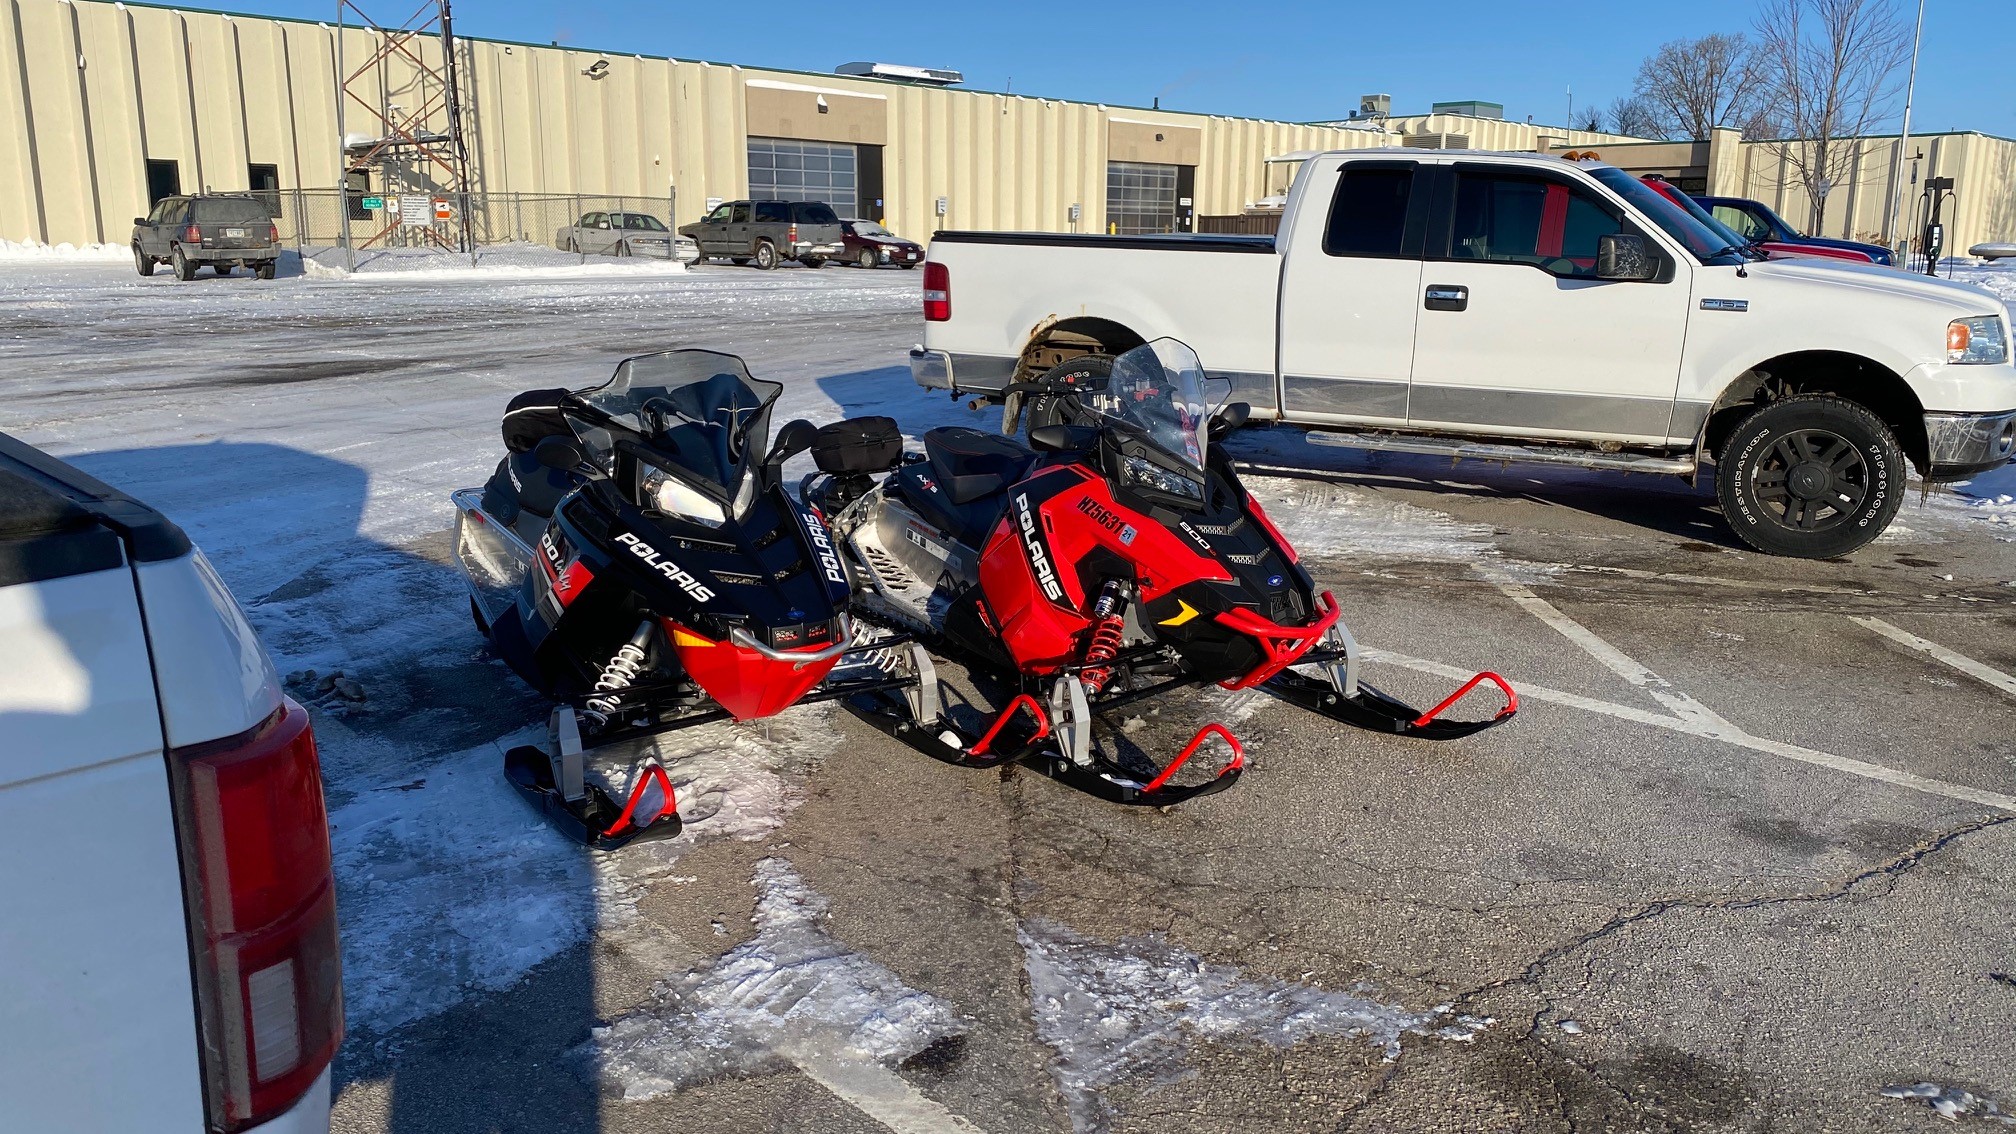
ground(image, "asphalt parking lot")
xmin=3 ymin=257 xmax=2012 ymax=1133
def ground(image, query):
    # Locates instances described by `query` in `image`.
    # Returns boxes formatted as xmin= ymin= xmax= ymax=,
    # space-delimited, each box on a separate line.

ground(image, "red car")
xmin=839 ymin=219 xmax=923 ymax=269
xmin=1639 ymin=176 xmax=1882 ymax=265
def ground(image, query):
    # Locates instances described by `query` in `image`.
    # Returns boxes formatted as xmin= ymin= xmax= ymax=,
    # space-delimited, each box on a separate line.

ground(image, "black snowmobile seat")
xmin=923 ymin=427 xmax=1035 ymax=505
xmin=501 ymin=388 xmax=573 ymax=453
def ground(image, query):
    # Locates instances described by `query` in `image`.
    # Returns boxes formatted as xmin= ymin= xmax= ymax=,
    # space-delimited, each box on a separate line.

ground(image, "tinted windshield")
xmin=792 ymin=202 xmax=840 ymax=225
xmin=1588 ymin=167 xmax=1737 ymax=263
xmin=568 ymin=350 xmax=781 ymax=498
xmin=191 ymin=199 xmax=274 ymax=223
xmin=1088 ymin=339 xmax=1216 ymax=471
xmin=621 ymin=214 xmax=667 ymax=231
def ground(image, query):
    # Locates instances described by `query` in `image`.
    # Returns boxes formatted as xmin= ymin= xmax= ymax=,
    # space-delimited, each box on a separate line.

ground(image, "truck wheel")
xmin=731 ymin=256 xmax=750 ymax=266
xmin=1023 ymin=354 xmax=1114 ymax=435
xmin=470 ymin=597 xmax=491 ymax=638
xmin=1715 ymin=394 xmax=1905 ymax=559
xmin=856 ymin=249 xmax=877 ymax=269
xmin=752 ymin=241 xmax=779 ymax=270
xmin=172 ymin=245 xmax=196 ymax=280
xmin=134 ymin=244 xmax=155 ymax=277
xmin=256 ymin=259 xmax=276 ymax=280
xmin=213 ymin=262 xmax=233 ymax=277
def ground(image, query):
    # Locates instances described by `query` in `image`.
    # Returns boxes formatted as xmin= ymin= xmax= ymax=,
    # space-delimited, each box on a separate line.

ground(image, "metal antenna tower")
xmin=334 ymin=0 xmax=475 ymax=263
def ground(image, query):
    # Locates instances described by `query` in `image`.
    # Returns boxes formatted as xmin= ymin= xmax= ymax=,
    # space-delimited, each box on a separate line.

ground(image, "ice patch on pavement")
xmin=0 ymin=238 xmax=129 ymax=261
xmin=330 ymin=711 xmax=839 ymax=1036
xmin=1246 ymin=475 xmax=1497 ymax=563
xmin=1020 ymin=918 xmax=1489 ymax=1132
xmin=579 ymin=857 xmax=965 ymax=1099
xmin=1881 ymin=1082 xmax=2016 ymax=1125
xmin=299 ymin=241 xmax=689 ymax=281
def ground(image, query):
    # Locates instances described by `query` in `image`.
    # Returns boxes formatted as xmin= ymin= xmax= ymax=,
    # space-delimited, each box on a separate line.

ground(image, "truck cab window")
xmin=1449 ymin=173 xmax=1622 ymax=278
xmin=1323 ymin=167 xmax=1413 ymax=257
xmin=730 ymin=203 xmax=752 ymax=223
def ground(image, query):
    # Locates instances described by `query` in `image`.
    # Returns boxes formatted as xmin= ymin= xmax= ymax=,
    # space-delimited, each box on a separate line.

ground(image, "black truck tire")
xmin=752 ymin=241 xmax=779 ymax=270
xmin=134 ymin=244 xmax=155 ymax=277
xmin=172 ymin=245 xmax=196 ymax=280
xmin=1715 ymin=394 xmax=1905 ymax=559
xmin=256 ymin=259 xmax=277 ymax=280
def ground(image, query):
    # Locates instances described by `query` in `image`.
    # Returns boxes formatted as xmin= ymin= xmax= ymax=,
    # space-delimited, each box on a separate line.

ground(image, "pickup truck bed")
xmin=0 ymin=433 xmax=336 ymax=1134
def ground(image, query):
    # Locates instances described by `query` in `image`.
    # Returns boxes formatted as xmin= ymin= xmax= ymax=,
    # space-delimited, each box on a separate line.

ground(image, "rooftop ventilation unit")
xmin=1430 ymin=100 xmax=1504 ymax=120
xmin=1402 ymin=132 xmax=1470 ymax=150
xmin=835 ymin=61 xmax=964 ymax=86
xmin=1357 ymin=93 xmax=1391 ymax=119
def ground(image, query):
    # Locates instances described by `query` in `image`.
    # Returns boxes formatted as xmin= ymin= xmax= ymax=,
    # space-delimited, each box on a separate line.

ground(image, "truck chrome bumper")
xmin=910 ymin=347 xmax=954 ymax=390
xmin=1924 ymin=409 xmax=2016 ymax=479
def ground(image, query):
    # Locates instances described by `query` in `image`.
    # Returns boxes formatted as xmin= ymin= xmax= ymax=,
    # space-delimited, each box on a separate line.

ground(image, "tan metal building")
xmin=1 ymin=0 xmax=1633 ymax=249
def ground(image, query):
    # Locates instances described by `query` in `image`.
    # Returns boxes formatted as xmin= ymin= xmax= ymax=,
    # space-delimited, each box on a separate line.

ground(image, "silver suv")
xmin=680 ymin=200 xmax=845 ymax=269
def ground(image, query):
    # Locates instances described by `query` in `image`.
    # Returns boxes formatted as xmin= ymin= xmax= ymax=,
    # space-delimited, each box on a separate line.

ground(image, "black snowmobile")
xmin=804 ymin=339 xmax=1517 ymax=807
xmin=451 ymin=349 xmax=922 ymax=849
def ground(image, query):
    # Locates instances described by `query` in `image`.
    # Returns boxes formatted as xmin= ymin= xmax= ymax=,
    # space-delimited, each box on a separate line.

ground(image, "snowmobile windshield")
xmin=570 ymin=350 xmax=782 ymax=501
xmin=1089 ymin=339 xmax=1217 ymax=473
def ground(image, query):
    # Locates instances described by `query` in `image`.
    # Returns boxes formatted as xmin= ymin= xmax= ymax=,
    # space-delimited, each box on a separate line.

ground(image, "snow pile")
xmin=0 ymin=238 xmax=129 ymax=261
xmin=299 ymin=241 xmax=689 ymax=281
xmin=1245 ymin=475 xmax=1498 ymax=562
xmin=1020 ymin=918 xmax=1489 ymax=1132
xmin=1881 ymin=1082 xmax=2016 ymax=1125
xmin=329 ymin=711 xmax=839 ymax=1036
xmin=579 ymin=858 xmax=966 ymax=1099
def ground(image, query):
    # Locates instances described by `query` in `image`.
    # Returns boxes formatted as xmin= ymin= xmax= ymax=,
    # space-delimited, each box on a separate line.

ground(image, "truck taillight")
xmin=184 ymin=224 xmax=202 ymax=242
xmin=170 ymin=700 xmax=342 ymax=1133
xmin=923 ymin=261 xmax=950 ymax=321
xmin=267 ymin=223 xmax=280 ymax=242
xmin=788 ymin=223 xmax=799 ymax=244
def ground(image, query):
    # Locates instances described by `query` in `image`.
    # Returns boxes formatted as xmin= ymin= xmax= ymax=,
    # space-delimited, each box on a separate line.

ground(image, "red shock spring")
xmin=1079 ymin=615 xmax=1127 ymax=694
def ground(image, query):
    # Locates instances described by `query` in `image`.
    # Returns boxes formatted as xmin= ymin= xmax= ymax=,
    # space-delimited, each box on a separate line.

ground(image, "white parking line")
xmin=1363 ymin=648 xmax=2016 ymax=812
xmin=1851 ymin=615 xmax=2016 ymax=701
xmin=1483 ymin=572 xmax=1732 ymax=730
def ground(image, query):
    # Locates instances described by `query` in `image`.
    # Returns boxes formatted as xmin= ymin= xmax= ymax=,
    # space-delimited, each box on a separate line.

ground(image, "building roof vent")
xmin=1430 ymin=100 xmax=1503 ymax=120
xmin=1402 ymin=132 xmax=1470 ymax=150
xmin=834 ymin=61 xmax=964 ymax=86
xmin=1356 ymin=93 xmax=1391 ymax=119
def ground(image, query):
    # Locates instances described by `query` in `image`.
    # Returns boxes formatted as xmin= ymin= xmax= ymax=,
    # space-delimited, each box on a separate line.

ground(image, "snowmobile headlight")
xmin=643 ymin=469 xmax=727 ymax=527
xmin=1119 ymin=453 xmax=1203 ymax=501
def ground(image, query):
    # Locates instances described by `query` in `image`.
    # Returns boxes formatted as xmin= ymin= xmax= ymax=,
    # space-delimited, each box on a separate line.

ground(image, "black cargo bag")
xmin=501 ymin=388 xmax=573 ymax=454
xmin=811 ymin=416 xmax=904 ymax=474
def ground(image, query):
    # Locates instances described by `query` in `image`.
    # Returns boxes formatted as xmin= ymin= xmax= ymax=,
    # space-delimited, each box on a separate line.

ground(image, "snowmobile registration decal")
xmin=1016 ymin=493 xmax=1065 ymax=603
xmin=614 ymin=531 xmax=716 ymax=603
xmin=795 ymin=505 xmax=849 ymax=587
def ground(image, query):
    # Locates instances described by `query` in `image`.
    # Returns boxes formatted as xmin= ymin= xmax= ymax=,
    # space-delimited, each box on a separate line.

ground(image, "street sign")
xmin=360 ymin=195 xmax=384 ymax=210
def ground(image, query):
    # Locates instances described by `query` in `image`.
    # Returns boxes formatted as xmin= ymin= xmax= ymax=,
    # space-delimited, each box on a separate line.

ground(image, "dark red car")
xmin=839 ymin=219 xmax=923 ymax=269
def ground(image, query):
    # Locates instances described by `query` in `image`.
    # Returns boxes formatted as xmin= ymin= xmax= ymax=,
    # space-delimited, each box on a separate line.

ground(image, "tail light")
xmin=169 ymin=700 xmax=342 ymax=1132
xmin=923 ymin=261 xmax=950 ymax=321
xmin=788 ymin=222 xmax=799 ymax=244
xmin=184 ymin=224 xmax=202 ymax=242
xmin=267 ymin=223 xmax=280 ymax=242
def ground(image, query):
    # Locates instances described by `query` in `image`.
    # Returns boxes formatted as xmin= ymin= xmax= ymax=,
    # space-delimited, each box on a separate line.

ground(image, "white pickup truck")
xmin=0 ymin=432 xmax=339 ymax=1134
xmin=911 ymin=150 xmax=2016 ymax=557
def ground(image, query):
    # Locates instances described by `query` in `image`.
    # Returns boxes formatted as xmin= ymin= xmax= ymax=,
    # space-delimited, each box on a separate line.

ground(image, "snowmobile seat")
xmin=923 ymin=427 xmax=1035 ymax=506
xmin=481 ymin=453 xmax=577 ymax=545
xmin=501 ymin=388 xmax=573 ymax=453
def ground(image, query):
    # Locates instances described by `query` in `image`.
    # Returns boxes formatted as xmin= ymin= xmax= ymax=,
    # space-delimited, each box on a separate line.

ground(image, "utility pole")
xmin=1884 ymin=0 xmax=1926 ymax=259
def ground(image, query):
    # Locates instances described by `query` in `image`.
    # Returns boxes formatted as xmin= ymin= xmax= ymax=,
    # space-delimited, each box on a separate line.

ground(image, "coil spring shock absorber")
xmin=585 ymin=621 xmax=655 ymax=719
xmin=1078 ymin=580 xmax=1131 ymax=695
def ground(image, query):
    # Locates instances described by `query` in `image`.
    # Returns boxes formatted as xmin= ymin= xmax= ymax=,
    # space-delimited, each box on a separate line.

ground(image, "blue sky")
xmin=248 ymin=0 xmax=2011 ymax=137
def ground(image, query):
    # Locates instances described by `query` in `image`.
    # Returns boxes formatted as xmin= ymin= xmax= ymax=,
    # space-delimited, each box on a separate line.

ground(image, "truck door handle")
xmin=1425 ymin=285 xmax=1468 ymax=312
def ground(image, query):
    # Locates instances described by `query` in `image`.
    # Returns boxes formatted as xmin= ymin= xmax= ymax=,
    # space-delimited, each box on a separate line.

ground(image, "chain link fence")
xmin=262 ymin=189 xmax=689 ymax=258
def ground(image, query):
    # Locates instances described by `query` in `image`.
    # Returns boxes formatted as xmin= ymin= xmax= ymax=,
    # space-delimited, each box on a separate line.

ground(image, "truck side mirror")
xmin=133 ymin=217 xmax=148 ymax=226
xmin=1597 ymin=234 xmax=1658 ymax=282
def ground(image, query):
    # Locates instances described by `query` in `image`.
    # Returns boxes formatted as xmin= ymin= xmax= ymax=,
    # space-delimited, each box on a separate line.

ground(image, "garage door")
xmin=749 ymin=137 xmax=858 ymax=217
xmin=1106 ymin=161 xmax=1178 ymax=235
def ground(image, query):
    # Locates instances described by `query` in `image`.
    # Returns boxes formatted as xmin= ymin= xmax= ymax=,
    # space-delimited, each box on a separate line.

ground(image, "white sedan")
xmin=555 ymin=211 xmax=701 ymax=262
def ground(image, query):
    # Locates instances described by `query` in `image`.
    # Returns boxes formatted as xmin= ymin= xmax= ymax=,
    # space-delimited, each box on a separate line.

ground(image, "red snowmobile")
xmin=805 ymin=339 xmax=1516 ymax=806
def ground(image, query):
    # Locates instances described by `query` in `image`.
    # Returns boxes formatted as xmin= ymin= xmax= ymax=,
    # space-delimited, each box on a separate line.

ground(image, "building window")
xmin=1106 ymin=161 xmax=1178 ymax=235
xmin=748 ymin=137 xmax=857 ymax=216
xmin=248 ymin=163 xmax=280 ymax=215
xmin=145 ymin=159 xmax=181 ymax=205
xmin=344 ymin=170 xmax=372 ymax=221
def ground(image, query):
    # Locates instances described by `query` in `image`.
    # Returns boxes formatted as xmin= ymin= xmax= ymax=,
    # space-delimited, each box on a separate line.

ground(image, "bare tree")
xmin=1751 ymin=0 xmax=1911 ymax=234
xmin=1606 ymin=95 xmax=1665 ymax=139
xmin=1572 ymin=106 xmax=1606 ymax=134
xmin=1632 ymin=34 xmax=1767 ymax=140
